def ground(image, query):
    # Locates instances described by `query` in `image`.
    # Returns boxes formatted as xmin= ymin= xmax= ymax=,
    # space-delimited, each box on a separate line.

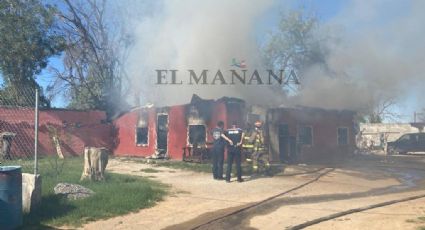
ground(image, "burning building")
xmin=0 ymin=94 xmax=357 ymax=162
xmin=113 ymin=95 xmax=245 ymax=159
xmin=113 ymin=94 xmax=357 ymax=162
xmin=266 ymin=107 xmax=357 ymax=162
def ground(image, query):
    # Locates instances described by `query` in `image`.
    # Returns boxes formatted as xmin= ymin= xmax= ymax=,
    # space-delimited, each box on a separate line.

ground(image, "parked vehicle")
xmin=387 ymin=133 xmax=425 ymax=154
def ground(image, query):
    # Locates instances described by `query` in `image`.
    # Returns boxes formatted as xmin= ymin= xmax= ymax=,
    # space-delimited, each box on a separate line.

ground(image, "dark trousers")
xmin=226 ymin=147 xmax=242 ymax=181
xmin=212 ymin=146 xmax=224 ymax=179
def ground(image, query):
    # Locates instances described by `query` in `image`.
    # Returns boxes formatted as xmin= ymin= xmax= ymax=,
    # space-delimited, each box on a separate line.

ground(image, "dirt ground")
xmin=79 ymin=154 xmax=425 ymax=230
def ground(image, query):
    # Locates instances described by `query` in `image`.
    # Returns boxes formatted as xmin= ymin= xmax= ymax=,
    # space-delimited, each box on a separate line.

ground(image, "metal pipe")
xmin=34 ymin=89 xmax=39 ymax=175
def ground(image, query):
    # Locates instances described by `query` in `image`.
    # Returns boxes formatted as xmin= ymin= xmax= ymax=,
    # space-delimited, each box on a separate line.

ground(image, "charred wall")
xmin=267 ymin=107 xmax=356 ymax=163
xmin=113 ymin=95 xmax=245 ymax=160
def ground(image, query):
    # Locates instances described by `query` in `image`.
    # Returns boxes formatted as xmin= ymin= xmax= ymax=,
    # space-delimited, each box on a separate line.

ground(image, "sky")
xmin=3 ymin=0 xmax=420 ymax=122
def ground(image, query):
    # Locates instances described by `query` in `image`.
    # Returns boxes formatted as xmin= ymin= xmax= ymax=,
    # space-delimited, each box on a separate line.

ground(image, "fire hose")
xmin=190 ymin=168 xmax=335 ymax=230
xmin=289 ymin=192 xmax=425 ymax=230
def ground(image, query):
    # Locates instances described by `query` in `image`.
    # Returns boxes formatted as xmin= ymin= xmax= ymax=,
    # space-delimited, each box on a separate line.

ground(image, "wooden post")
xmin=52 ymin=136 xmax=64 ymax=159
xmin=81 ymin=147 xmax=109 ymax=181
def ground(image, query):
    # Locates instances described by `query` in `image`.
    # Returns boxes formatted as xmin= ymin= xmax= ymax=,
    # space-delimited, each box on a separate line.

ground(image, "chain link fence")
xmin=0 ymin=86 xmax=38 ymax=174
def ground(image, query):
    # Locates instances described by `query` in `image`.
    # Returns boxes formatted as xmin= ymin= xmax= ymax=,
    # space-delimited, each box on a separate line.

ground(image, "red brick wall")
xmin=0 ymin=107 xmax=35 ymax=158
xmin=112 ymin=100 xmax=245 ymax=160
xmin=113 ymin=106 xmax=190 ymax=159
xmin=0 ymin=107 xmax=112 ymax=157
xmin=1 ymin=104 xmax=353 ymax=163
xmin=166 ymin=105 xmax=187 ymax=159
xmin=112 ymin=107 xmax=157 ymax=157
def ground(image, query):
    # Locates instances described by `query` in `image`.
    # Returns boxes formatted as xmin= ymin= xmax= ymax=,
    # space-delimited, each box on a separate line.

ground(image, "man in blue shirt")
xmin=225 ymin=122 xmax=245 ymax=183
xmin=211 ymin=121 xmax=233 ymax=180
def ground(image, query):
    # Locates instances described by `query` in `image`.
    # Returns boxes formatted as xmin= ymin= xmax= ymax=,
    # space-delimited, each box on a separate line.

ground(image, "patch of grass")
xmin=16 ymin=157 xmax=167 ymax=228
xmin=140 ymin=168 xmax=161 ymax=173
xmin=417 ymin=217 xmax=425 ymax=230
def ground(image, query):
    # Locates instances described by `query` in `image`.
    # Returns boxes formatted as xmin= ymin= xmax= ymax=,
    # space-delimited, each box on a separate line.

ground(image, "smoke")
xmin=121 ymin=0 xmax=424 ymax=118
xmin=124 ymin=0 xmax=283 ymax=107
xmin=289 ymin=0 xmax=425 ymax=117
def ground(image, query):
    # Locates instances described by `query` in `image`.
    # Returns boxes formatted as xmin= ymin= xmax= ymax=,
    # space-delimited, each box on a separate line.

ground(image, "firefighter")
xmin=242 ymin=123 xmax=254 ymax=162
xmin=250 ymin=121 xmax=271 ymax=175
xmin=225 ymin=122 xmax=245 ymax=183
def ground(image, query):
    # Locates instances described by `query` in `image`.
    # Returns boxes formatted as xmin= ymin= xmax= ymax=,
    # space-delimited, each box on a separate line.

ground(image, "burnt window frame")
xmin=135 ymin=126 xmax=149 ymax=146
xmin=297 ymin=125 xmax=313 ymax=146
xmin=337 ymin=127 xmax=349 ymax=146
xmin=187 ymin=124 xmax=207 ymax=147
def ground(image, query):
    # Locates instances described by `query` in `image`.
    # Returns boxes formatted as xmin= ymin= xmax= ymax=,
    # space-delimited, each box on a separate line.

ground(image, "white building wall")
xmin=357 ymin=123 xmax=419 ymax=149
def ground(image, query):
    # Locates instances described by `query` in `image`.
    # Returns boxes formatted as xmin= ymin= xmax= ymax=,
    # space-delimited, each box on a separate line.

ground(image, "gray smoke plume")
xmin=124 ymin=0 xmax=284 ymax=107
xmin=121 ymin=0 xmax=424 ymax=119
xmin=289 ymin=0 xmax=425 ymax=118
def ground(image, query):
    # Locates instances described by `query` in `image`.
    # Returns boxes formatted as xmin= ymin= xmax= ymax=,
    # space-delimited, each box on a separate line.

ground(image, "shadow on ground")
xmin=21 ymin=194 xmax=76 ymax=229
xmin=164 ymin=155 xmax=425 ymax=230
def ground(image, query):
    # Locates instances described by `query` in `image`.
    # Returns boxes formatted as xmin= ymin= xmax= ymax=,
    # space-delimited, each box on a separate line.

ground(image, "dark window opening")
xmin=136 ymin=127 xmax=148 ymax=145
xmin=298 ymin=126 xmax=312 ymax=145
xmin=338 ymin=127 xmax=349 ymax=145
xmin=157 ymin=114 xmax=168 ymax=151
xmin=189 ymin=125 xmax=206 ymax=146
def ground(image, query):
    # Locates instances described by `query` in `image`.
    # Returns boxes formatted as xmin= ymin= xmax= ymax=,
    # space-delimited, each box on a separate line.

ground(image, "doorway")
xmin=278 ymin=124 xmax=289 ymax=163
xmin=157 ymin=114 xmax=168 ymax=154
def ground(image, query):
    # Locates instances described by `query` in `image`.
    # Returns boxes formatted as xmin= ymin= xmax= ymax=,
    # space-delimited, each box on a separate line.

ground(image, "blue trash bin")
xmin=0 ymin=166 xmax=22 ymax=230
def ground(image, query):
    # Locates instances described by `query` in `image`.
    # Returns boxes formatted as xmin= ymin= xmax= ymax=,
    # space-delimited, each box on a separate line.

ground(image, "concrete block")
xmin=22 ymin=173 xmax=41 ymax=213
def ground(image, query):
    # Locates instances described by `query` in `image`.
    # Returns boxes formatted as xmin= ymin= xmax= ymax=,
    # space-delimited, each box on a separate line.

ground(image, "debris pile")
xmin=54 ymin=183 xmax=94 ymax=200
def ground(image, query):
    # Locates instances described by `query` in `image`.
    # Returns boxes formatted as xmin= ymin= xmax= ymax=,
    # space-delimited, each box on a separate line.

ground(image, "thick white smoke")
xmin=121 ymin=0 xmax=424 ymax=120
xmin=125 ymin=0 xmax=284 ymax=107
xmin=290 ymin=0 xmax=425 ymax=119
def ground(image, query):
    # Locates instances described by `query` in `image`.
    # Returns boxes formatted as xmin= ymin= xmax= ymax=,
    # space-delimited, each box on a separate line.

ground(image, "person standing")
xmin=251 ymin=121 xmax=271 ymax=176
xmin=225 ymin=122 xmax=245 ymax=183
xmin=211 ymin=121 xmax=233 ymax=180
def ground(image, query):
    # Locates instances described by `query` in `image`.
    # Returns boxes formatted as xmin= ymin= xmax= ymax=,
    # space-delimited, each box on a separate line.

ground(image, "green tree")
xmin=0 ymin=0 xmax=64 ymax=107
xmin=263 ymin=9 xmax=400 ymax=122
xmin=263 ymin=9 xmax=329 ymax=85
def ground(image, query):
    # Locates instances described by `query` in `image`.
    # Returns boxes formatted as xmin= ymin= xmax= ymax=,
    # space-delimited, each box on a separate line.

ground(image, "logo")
xmin=155 ymin=59 xmax=301 ymax=86
xmin=213 ymin=130 xmax=221 ymax=140
xmin=231 ymin=58 xmax=247 ymax=68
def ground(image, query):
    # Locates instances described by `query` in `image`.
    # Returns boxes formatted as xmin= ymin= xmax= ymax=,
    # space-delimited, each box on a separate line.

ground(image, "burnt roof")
xmin=191 ymin=94 xmax=245 ymax=105
xmin=270 ymin=105 xmax=356 ymax=115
